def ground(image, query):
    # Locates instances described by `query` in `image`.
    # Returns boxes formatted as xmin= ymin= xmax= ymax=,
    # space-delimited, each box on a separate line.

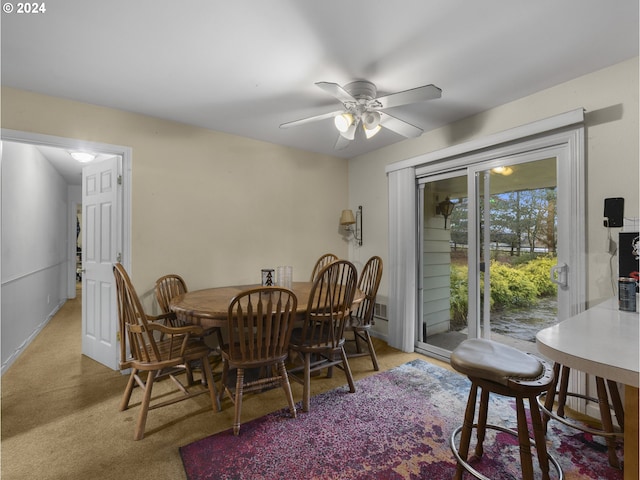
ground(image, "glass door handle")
xmin=550 ymin=263 xmax=568 ymax=289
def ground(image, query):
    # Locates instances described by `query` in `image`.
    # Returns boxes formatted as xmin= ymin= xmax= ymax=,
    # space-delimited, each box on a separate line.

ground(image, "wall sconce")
xmin=435 ymin=196 xmax=455 ymax=229
xmin=340 ymin=205 xmax=363 ymax=246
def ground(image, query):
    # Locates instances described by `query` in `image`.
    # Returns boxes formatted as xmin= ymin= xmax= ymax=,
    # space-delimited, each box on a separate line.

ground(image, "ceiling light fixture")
xmin=334 ymin=113 xmax=354 ymax=132
xmin=70 ymin=151 xmax=96 ymax=163
xmin=363 ymin=124 xmax=382 ymax=139
xmin=334 ymin=109 xmax=383 ymax=140
xmin=340 ymin=122 xmax=357 ymax=140
xmin=491 ymin=166 xmax=513 ymax=176
xmin=362 ymin=111 xmax=382 ymax=138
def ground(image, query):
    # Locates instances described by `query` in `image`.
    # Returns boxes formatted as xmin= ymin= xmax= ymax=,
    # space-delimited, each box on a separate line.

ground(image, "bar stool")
xmin=537 ymin=363 xmax=624 ymax=468
xmin=450 ymin=338 xmax=562 ymax=480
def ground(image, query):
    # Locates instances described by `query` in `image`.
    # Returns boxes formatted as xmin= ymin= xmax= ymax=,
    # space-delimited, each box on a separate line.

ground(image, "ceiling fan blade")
xmin=315 ymin=82 xmax=357 ymax=104
xmin=376 ymin=84 xmax=442 ymax=109
xmin=334 ymin=134 xmax=351 ymax=150
xmin=279 ymin=110 xmax=344 ymax=129
xmin=380 ymin=112 xmax=424 ymax=138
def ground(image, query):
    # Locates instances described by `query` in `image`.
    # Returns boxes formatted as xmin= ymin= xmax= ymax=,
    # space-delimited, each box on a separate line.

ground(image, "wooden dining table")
xmin=169 ymin=281 xmax=364 ymax=329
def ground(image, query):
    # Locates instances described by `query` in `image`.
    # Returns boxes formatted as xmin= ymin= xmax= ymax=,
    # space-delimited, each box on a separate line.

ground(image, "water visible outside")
xmin=490 ymin=297 xmax=558 ymax=343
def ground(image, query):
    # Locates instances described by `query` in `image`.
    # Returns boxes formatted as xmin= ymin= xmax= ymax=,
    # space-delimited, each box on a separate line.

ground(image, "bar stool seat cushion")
xmin=450 ymin=338 xmax=544 ymax=387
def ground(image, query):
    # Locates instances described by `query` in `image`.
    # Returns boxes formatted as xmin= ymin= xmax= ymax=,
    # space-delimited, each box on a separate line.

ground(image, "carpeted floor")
xmin=180 ymin=359 xmax=623 ymax=480
xmin=0 ymin=291 xmax=426 ymax=480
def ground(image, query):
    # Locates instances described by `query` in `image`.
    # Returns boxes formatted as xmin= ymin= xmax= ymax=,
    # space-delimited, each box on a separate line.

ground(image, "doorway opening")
xmin=1 ymin=129 xmax=131 ymax=371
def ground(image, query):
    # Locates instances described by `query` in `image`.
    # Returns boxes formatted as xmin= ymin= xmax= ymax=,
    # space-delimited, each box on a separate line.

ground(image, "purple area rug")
xmin=180 ymin=359 xmax=623 ymax=479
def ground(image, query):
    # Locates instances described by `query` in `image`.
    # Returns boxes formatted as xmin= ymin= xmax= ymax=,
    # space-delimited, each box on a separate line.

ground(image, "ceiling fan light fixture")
xmin=362 ymin=111 xmax=382 ymax=138
xmin=339 ymin=122 xmax=357 ymax=140
xmin=334 ymin=113 xmax=354 ymax=133
xmin=363 ymin=123 xmax=382 ymax=139
xmin=362 ymin=111 xmax=381 ymax=130
xmin=282 ymin=80 xmax=441 ymax=149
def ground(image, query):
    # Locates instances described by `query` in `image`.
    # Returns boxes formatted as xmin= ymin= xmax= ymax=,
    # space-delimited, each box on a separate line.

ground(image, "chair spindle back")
xmin=352 ymin=256 xmax=383 ymax=326
xmin=302 ymin=260 xmax=357 ymax=349
xmin=227 ymin=287 xmax=298 ymax=362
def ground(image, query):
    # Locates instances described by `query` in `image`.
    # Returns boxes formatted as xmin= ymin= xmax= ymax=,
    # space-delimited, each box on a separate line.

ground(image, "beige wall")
xmin=2 ymin=56 xmax=637 ymax=323
xmin=1 ymin=87 xmax=350 ymax=304
xmin=348 ymin=57 xmax=639 ymax=335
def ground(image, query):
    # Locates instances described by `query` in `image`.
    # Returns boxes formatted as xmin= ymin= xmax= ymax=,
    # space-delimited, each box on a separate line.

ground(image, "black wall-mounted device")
xmin=603 ymin=197 xmax=624 ymax=227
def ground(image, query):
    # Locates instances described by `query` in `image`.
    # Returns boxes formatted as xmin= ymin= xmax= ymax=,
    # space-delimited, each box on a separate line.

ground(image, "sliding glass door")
xmin=416 ymin=147 xmax=576 ymax=360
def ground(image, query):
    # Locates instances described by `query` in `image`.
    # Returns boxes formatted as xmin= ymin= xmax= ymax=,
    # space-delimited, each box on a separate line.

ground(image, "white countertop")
xmin=536 ymin=298 xmax=639 ymax=387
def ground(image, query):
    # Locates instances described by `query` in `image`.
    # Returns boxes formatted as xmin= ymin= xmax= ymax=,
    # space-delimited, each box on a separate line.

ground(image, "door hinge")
xmin=116 ymin=331 xmax=121 ymax=342
xmin=117 ymin=174 xmax=122 ymax=185
xmin=116 ymin=252 xmax=122 ymax=263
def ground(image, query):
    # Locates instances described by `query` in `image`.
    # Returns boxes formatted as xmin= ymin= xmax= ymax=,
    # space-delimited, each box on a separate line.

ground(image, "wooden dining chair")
xmin=289 ymin=260 xmax=358 ymax=412
xmin=114 ymin=263 xmax=220 ymax=440
xmin=345 ymin=256 xmax=383 ymax=370
xmin=219 ymin=287 xmax=298 ymax=435
xmin=309 ymin=253 xmax=338 ymax=282
xmin=154 ymin=273 xmax=225 ymax=384
xmin=155 ymin=273 xmax=224 ymax=347
xmin=154 ymin=273 xmax=188 ymax=324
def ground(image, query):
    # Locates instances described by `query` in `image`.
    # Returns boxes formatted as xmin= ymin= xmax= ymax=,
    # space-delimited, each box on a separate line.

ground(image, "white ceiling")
xmin=2 ymin=0 xmax=638 ymax=184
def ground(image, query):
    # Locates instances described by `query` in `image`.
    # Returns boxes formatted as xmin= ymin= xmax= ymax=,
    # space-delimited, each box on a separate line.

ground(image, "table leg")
xmin=624 ymin=385 xmax=639 ymax=480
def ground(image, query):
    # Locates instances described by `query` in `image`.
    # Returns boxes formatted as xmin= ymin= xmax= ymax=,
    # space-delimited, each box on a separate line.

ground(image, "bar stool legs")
xmin=538 ymin=362 xmax=624 ymax=469
xmin=451 ymin=377 xmax=562 ymax=480
xmin=453 ymin=383 xmax=479 ymax=480
xmin=449 ymin=339 xmax=562 ymax=480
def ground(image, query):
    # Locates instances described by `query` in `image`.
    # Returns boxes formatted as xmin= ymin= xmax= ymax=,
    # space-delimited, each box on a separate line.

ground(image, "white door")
xmin=81 ymin=156 xmax=121 ymax=370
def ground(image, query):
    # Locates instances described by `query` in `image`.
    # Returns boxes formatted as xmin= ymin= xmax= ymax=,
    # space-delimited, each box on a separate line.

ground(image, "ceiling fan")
xmin=280 ymin=80 xmax=442 ymax=149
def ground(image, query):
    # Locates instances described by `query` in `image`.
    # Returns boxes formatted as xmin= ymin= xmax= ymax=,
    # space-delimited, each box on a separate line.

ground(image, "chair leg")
xmin=278 ymin=361 xmax=297 ymax=418
xmin=557 ymin=365 xmax=571 ymax=417
xmin=596 ymin=377 xmax=621 ymax=468
xmin=474 ymin=388 xmax=490 ymax=459
xmin=218 ymin=359 xmax=229 ymax=404
xmin=454 ymin=382 xmax=478 ymax=480
xmin=542 ymin=362 xmax=561 ymax=432
xmin=233 ymin=368 xmax=245 ymax=436
xmin=339 ymin=347 xmax=356 ymax=393
xmin=134 ymin=370 xmax=156 ymax=441
xmin=362 ymin=331 xmax=379 ymax=371
xmin=515 ymin=397 xmax=535 ymax=480
xmin=607 ymin=379 xmax=625 ymax=428
xmin=202 ymin=354 xmax=221 ymax=411
xmin=302 ymin=352 xmax=312 ymax=412
xmin=529 ymin=395 xmax=552 ymax=480
xmin=120 ymin=368 xmax=138 ymax=411
xmin=214 ymin=328 xmax=224 ymax=349
xmin=184 ymin=361 xmax=195 ymax=386
xmin=353 ymin=330 xmax=364 ymax=354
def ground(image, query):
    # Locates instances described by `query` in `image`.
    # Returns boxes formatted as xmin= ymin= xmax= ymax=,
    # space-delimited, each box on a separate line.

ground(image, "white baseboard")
xmin=1 ymin=301 xmax=64 ymax=375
